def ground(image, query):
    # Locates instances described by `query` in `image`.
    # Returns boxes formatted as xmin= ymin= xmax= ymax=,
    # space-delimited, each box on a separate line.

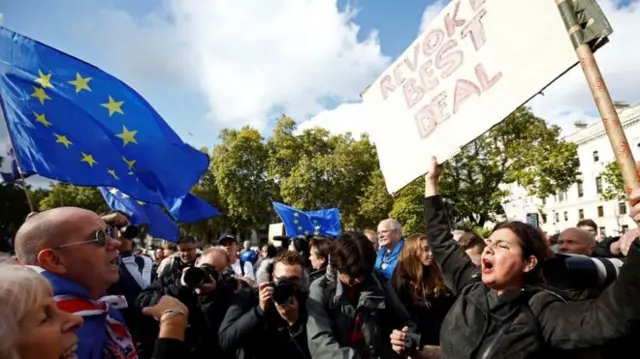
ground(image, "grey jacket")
xmin=306 ymin=271 xmax=416 ymax=359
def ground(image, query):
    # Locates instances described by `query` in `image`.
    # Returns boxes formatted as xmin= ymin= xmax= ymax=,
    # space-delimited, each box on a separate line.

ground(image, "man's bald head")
xmin=15 ymin=207 xmax=101 ymax=265
xmin=558 ymin=227 xmax=596 ymax=256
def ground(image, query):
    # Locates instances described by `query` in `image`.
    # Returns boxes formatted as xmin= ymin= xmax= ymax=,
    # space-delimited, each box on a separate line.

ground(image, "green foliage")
xmin=390 ymin=178 xmax=425 ymax=235
xmin=39 ymin=183 xmax=109 ymax=213
xmin=357 ymin=169 xmax=393 ymax=230
xmin=211 ymin=126 xmax=277 ymax=230
xmin=438 ymin=107 xmax=580 ymax=226
xmin=600 ymin=160 xmax=626 ymax=201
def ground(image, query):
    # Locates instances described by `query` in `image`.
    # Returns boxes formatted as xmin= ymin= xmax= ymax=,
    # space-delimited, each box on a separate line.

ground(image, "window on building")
xmin=622 ymin=225 xmax=629 ymax=234
xmin=577 ymin=181 xmax=584 ymax=198
xmin=578 ymin=209 xmax=584 ymax=219
xmin=593 ymin=150 xmax=599 ymax=162
xmin=554 ymin=212 xmax=559 ymax=223
xmin=564 ymin=211 xmax=568 ymax=221
xmin=596 ymin=177 xmax=603 ymax=194
xmin=619 ymin=202 xmax=627 ymax=215
xmin=597 ymin=206 xmax=604 ymax=217
xmin=599 ymin=226 xmax=606 ymax=235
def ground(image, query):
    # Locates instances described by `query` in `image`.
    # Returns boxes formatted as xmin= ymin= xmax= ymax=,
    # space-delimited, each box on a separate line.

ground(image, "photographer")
xmin=136 ymin=244 xmax=230 ymax=358
xmin=218 ymin=251 xmax=311 ymax=359
xmin=105 ymin=211 xmax=153 ymax=331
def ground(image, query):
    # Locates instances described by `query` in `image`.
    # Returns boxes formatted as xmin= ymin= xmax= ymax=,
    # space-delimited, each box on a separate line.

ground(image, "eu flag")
xmin=272 ymin=202 xmax=341 ymax=237
xmin=99 ymin=187 xmax=179 ymax=242
xmin=0 ymin=27 xmax=209 ymax=203
xmin=166 ymin=193 xmax=221 ymax=223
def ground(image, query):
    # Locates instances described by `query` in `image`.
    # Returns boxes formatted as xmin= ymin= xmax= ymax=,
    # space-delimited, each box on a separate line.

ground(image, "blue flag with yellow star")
xmin=99 ymin=187 xmax=179 ymax=241
xmin=0 ymin=27 xmax=209 ymax=203
xmin=272 ymin=202 xmax=341 ymax=237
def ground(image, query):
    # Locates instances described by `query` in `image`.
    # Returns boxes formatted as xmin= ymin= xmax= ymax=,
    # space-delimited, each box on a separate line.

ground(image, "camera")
xmin=117 ymin=225 xmax=140 ymax=240
xmin=183 ymin=264 xmax=218 ymax=289
xmin=272 ymin=277 xmax=297 ymax=305
xmin=543 ymin=253 xmax=624 ymax=290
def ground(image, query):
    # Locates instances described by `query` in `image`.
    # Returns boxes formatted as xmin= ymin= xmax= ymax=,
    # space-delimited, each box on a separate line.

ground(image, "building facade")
xmin=502 ymin=103 xmax=640 ymax=236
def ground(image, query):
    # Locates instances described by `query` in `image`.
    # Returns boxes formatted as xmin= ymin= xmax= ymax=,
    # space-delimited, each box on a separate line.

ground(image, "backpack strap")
xmin=239 ymin=258 xmax=245 ymax=276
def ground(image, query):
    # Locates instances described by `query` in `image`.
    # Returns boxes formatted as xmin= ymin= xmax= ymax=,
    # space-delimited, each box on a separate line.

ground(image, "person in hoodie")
xmin=218 ymin=250 xmax=311 ymax=359
xmin=14 ymin=207 xmax=138 ymax=359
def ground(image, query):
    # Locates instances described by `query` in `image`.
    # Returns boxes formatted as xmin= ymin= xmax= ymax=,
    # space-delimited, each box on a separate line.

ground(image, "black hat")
xmin=218 ymin=234 xmax=237 ymax=244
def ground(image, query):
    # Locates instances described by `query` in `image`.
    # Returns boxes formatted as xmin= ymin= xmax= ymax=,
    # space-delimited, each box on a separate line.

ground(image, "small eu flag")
xmin=272 ymin=202 xmax=341 ymax=237
xmin=99 ymin=187 xmax=179 ymax=242
xmin=0 ymin=27 xmax=209 ymax=203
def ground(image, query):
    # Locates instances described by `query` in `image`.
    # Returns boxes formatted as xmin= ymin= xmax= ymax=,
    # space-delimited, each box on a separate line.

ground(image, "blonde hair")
xmin=0 ymin=261 xmax=52 ymax=359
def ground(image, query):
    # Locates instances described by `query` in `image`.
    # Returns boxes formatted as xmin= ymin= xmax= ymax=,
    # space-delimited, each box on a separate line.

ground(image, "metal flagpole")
xmin=555 ymin=0 xmax=640 ymax=195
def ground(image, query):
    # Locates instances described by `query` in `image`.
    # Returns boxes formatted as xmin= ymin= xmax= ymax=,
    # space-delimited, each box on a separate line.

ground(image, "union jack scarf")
xmin=27 ymin=266 xmax=138 ymax=359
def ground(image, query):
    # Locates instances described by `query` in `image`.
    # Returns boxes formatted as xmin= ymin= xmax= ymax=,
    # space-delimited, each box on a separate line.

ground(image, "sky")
xmin=0 ymin=0 xmax=639 ymax=187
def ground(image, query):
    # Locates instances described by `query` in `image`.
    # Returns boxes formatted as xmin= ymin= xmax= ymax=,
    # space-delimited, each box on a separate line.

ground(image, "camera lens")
xmin=183 ymin=267 xmax=207 ymax=289
xmin=119 ymin=225 xmax=140 ymax=240
xmin=272 ymin=278 xmax=296 ymax=305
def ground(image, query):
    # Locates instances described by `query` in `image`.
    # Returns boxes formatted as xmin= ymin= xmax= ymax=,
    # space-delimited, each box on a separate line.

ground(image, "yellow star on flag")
xmin=101 ymin=95 xmax=124 ymax=117
xmin=304 ymin=230 xmax=310 ymax=235
xmin=123 ymin=156 xmax=136 ymax=169
xmin=293 ymin=212 xmax=299 ymax=217
xmin=68 ymin=73 xmax=92 ymax=93
xmin=109 ymin=188 xmax=119 ymax=195
xmin=137 ymin=200 xmax=145 ymax=206
xmin=121 ymin=193 xmax=130 ymax=199
xmin=35 ymin=70 xmax=53 ymax=89
xmin=297 ymin=226 xmax=303 ymax=231
xmin=81 ymin=152 xmax=98 ymax=167
xmin=31 ymin=87 xmax=51 ymax=105
xmin=294 ymin=219 xmax=299 ymax=224
xmin=107 ymin=169 xmax=120 ymax=180
xmin=33 ymin=112 xmax=52 ymax=127
xmin=54 ymin=133 xmax=72 ymax=148
xmin=115 ymin=126 xmax=138 ymax=146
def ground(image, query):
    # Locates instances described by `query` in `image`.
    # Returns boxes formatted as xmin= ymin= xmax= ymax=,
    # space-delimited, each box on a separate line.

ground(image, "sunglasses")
xmin=53 ymin=229 xmax=109 ymax=249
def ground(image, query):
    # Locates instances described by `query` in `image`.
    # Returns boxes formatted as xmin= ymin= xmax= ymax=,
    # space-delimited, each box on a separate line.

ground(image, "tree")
xmin=390 ymin=178 xmax=426 ymax=235
xmin=211 ymin=127 xmax=277 ymax=231
xmin=268 ymin=115 xmax=383 ymax=230
xmin=357 ymin=168 xmax=394 ymax=230
xmin=0 ymin=156 xmax=50 ymax=243
xmin=38 ymin=183 xmax=109 ymax=213
xmin=438 ymin=106 xmax=580 ymax=227
xmin=600 ymin=160 xmax=625 ymax=201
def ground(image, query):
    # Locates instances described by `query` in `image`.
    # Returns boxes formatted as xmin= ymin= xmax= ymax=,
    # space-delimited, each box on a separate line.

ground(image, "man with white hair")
xmin=374 ymin=218 xmax=405 ymax=279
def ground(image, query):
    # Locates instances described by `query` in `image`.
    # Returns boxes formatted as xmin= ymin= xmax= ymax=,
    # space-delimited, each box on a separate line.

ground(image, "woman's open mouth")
xmin=482 ymin=259 xmax=494 ymax=274
xmin=108 ymin=257 xmax=119 ymax=268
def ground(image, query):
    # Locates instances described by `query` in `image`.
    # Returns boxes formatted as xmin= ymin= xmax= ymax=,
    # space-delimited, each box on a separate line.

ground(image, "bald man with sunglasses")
xmin=15 ymin=207 xmax=140 ymax=359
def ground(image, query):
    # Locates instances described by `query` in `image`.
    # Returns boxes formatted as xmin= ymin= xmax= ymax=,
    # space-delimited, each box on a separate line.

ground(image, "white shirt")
xmin=231 ymin=260 xmax=255 ymax=280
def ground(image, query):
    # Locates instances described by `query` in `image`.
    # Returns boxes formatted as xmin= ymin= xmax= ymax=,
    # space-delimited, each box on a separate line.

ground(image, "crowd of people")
xmin=2 ymin=157 xmax=640 ymax=359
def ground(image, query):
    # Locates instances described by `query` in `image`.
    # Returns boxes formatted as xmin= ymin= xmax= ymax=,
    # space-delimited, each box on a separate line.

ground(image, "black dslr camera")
xmin=183 ymin=264 xmax=218 ymax=289
xmin=271 ymin=277 xmax=298 ymax=305
xmin=118 ymin=225 xmax=140 ymax=240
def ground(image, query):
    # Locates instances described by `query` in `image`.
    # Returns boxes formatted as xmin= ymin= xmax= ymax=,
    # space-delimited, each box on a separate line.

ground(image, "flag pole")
xmin=0 ymin=97 xmax=35 ymax=212
xmin=555 ymin=0 xmax=640 ymax=196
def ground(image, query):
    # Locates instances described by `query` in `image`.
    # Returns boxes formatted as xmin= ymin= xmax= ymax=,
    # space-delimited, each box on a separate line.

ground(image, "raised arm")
xmin=423 ymin=157 xmax=480 ymax=295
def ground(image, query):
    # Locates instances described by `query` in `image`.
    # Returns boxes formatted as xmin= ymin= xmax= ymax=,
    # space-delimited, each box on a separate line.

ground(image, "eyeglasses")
xmin=53 ymin=230 xmax=108 ymax=249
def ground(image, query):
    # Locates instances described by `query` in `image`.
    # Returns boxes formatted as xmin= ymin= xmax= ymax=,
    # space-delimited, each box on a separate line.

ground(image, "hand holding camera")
xmin=258 ymin=281 xmax=274 ymax=312
xmin=181 ymin=265 xmax=218 ymax=294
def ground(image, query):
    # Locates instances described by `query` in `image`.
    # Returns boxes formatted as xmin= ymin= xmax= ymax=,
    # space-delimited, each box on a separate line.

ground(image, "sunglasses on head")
xmin=54 ymin=229 xmax=108 ymax=249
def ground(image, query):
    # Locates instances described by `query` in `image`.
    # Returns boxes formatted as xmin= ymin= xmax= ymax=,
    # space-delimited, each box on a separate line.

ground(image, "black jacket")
xmin=391 ymin=271 xmax=455 ymax=346
xmin=218 ymin=287 xmax=311 ymax=359
xmin=136 ymin=257 xmax=215 ymax=359
xmin=424 ymin=195 xmax=640 ymax=359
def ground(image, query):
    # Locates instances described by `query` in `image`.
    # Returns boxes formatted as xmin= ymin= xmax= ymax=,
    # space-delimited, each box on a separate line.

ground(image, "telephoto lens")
xmin=183 ymin=267 xmax=207 ymax=289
